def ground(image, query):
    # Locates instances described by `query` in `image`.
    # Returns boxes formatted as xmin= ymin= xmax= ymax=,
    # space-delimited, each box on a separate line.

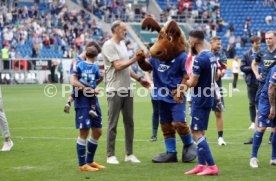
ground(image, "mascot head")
xmin=141 ymin=16 xmax=187 ymax=61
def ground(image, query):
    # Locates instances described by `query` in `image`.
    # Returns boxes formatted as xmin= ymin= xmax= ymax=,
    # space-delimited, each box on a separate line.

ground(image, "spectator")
xmin=232 ymin=57 xmax=240 ymax=91
xmin=240 ymin=36 xmax=261 ymax=133
xmin=227 ymin=43 xmax=236 ymax=58
xmin=1 ymin=45 xmax=10 ymax=70
xmin=265 ymin=15 xmax=273 ymax=25
xmin=57 ymin=60 xmax=63 ymax=83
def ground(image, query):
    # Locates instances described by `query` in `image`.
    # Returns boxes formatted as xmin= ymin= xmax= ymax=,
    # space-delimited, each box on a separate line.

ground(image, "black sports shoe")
xmin=152 ymin=152 xmax=178 ymax=163
xmin=268 ymin=137 xmax=272 ymax=144
xmin=244 ymin=137 xmax=253 ymax=144
xmin=149 ymin=136 xmax=157 ymax=142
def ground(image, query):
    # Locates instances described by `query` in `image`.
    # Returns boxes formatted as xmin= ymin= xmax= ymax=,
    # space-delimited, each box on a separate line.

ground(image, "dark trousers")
xmin=3 ymin=60 xmax=11 ymax=70
xmin=247 ymin=84 xmax=258 ymax=123
xmin=232 ymin=73 xmax=238 ymax=88
xmin=106 ymin=92 xmax=134 ymax=157
xmin=151 ymin=99 xmax=159 ymax=137
xmin=59 ymin=73 xmax=63 ymax=84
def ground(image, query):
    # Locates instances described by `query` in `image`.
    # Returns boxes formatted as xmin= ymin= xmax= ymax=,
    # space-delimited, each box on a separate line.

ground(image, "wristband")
xmin=137 ymin=76 xmax=143 ymax=82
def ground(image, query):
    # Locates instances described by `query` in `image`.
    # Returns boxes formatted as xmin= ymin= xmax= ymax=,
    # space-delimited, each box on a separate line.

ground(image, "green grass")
xmin=0 ymin=80 xmax=275 ymax=181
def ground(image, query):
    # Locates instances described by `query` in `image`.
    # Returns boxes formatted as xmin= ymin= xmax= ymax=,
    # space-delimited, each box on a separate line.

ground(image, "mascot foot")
xmin=152 ymin=152 xmax=178 ymax=163
xmin=182 ymin=143 xmax=197 ymax=162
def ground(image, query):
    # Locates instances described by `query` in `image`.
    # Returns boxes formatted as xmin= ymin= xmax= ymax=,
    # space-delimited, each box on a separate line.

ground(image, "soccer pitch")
xmin=0 ymin=81 xmax=274 ymax=181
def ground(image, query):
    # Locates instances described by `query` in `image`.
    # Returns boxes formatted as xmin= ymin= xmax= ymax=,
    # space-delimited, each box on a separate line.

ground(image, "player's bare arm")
xmin=268 ymin=83 xmax=276 ymax=120
xmin=71 ymin=75 xmax=98 ymax=94
xmin=251 ymin=59 xmax=262 ymax=80
xmin=113 ymin=49 xmax=145 ymax=71
xmin=186 ymin=75 xmax=199 ymax=88
xmin=96 ymin=72 xmax=104 ymax=85
xmin=172 ymin=74 xmax=189 ymax=104
xmin=130 ymin=71 xmax=150 ymax=88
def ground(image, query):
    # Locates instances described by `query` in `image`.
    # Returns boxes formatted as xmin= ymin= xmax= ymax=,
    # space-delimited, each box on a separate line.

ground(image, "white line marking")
xmin=8 ymin=136 xmax=249 ymax=145
xmin=10 ymin=127 xmax=254 ymax=131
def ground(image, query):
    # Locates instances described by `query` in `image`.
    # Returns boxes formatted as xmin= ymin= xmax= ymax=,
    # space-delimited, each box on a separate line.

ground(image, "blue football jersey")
xmin=255 ymin=48 xmax=276 ymax=83
xmin=259 ymin=65 xmax=276 ymax=108
xmin=72 ymin=61 xmax=101 ymax=108
xmin=149 ymin=52 xmax=187 ymax=103
xmin=191 ymin=50 xmax=217 ymax=108
xmin=73 ymin=61 xmax=101 ymax=89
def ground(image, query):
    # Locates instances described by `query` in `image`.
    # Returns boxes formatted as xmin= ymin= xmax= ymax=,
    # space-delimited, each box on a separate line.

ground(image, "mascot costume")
xmin=137 ymin=17 xmax=197 ymax=163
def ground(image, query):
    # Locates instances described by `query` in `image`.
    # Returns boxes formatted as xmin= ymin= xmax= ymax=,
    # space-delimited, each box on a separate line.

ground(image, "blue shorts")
xmin=258 ymin=102 xmax=276 ymax=128
xmin=159 ymin=100 xmax=186 ymax=124
xmin=190 ymin=107 xmax=211 ymax=131
xmin=255 ymin=82 xmax=265 ymax=108
xmin=75 ymin=99 xmax=102 ymax=129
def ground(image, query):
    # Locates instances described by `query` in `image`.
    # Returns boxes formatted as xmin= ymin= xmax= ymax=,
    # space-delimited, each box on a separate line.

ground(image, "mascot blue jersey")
xmin=72 ymin=61 xmax=101 ymax=108
xmin=149 ymin=52 xmax=187 ymax=103
xmin=191 ymin=50 xmax=217 ymax=108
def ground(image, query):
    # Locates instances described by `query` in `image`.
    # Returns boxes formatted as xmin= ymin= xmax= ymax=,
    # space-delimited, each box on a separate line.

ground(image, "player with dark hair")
xmin=71 ymin=45 xmax=105 ymax=171
xmin=240 ymin=36 xmax=261 ymax=145
xmin=64 ymin=41 xmax=102 ymax=118
xmin=184 ymin=30 xmax=219 ymax=176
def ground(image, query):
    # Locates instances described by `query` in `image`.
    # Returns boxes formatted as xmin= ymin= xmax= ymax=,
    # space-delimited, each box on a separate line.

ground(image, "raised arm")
xmin=112 ymin=56 xmax=138 ymax=71
xmin=112 ymin=49 xmax=146 ymax=71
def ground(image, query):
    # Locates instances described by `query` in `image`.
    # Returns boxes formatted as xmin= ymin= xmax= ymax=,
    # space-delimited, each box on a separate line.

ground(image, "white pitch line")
xmin=10 ymin=136 xmax=247 ymax=145
xmin=10 ymin=127 xmax=253 ymax=131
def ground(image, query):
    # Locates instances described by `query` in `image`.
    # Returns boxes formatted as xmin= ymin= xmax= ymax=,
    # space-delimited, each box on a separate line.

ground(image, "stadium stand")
xmin=1 ymin=0 xmax=276 ymax=59
xmin=1 ymin=0 xmax=107 ymax=59
xmin=71 ymin=0 xmax=149 ymax=22
xmin=156 ymin=0 xmax=276 ymax=57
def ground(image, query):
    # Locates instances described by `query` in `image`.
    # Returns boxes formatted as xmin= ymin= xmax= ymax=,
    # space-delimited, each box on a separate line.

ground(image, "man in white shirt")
xmin=102 ymin=20 xmax=150 ymax=164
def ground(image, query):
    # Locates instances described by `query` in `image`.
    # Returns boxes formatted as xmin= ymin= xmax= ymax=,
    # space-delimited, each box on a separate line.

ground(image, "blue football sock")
xmin=165 ymin=137 xmax=177 ymax=153
xmin=86 ymin=137 xmax=98 ymax=164
xmin=218 ymin=131 xmax=223 ymax=138
xmin=197 ymin=137 xmax=215 ymax=166
xmin=76 ymin=137 xmax=86 ymax=166
xmin=197 ymin=146 xmax=206 ymax=165
xmin=180 ymin=134 xmax=193 ymax=145
xmin=251 ymin=131 xmax=264 ymax=158
xmin=272 ymin=132 xmax=276 ymax=160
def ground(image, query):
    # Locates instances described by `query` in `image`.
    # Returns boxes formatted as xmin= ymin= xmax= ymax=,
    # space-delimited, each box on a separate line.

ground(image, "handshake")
xmin=134 ymin=49 xmax=146 ymax=62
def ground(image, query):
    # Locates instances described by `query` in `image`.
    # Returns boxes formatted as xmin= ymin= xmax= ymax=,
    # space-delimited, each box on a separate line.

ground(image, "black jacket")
xmin=240 ymin=49 xmax=258 ymax=86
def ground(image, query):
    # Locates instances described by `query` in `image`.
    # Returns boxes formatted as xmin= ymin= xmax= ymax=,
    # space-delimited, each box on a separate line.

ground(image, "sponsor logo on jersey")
xmin=158 ymin=64 xmax=170 ymax=72
xmin=263 ymin=59 xmax=275 ymax=67
xmin=210 ymin=56 xmax=217 ymax=63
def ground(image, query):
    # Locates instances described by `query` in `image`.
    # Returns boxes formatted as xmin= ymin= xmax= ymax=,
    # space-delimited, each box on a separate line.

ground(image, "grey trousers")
xmin=106 ymin=91 xmax=134 ymax=157
xmin=0 ymin=87 xmax=10 ymax=138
